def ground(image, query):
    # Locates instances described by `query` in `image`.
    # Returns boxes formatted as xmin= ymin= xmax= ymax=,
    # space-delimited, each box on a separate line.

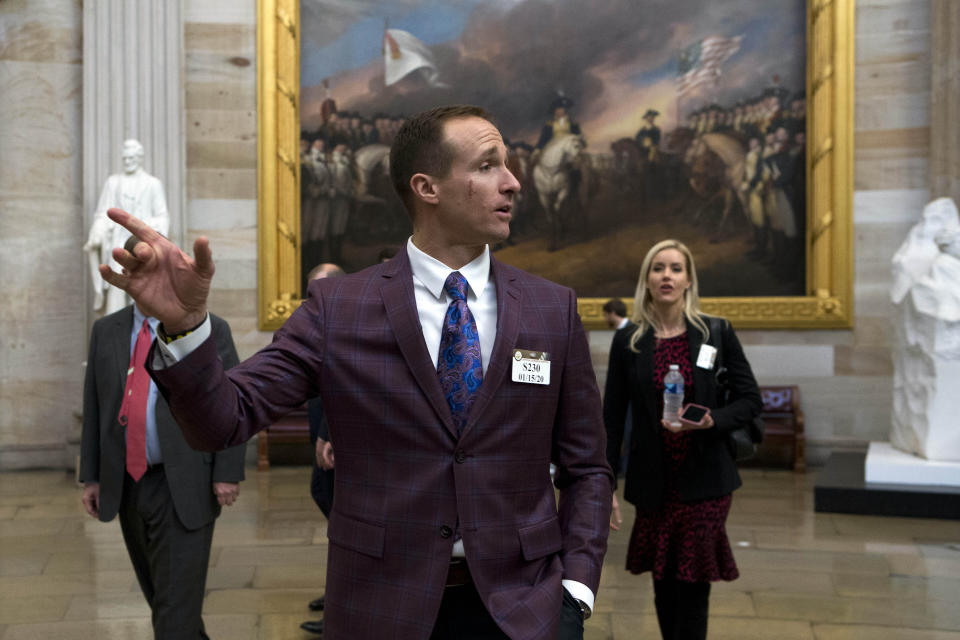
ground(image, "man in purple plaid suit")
xmin=99 ymin=104 xmax=613 ymax=640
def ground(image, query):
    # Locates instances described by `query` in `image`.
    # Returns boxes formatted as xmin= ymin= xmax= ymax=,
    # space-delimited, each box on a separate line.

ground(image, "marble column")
xmin=0 ymin=0 xmax=86 ymax=470
xmin=930 ymin=0 xmax=960 ymax=205
xmin=82 ymin=0 xmax=186 ymax=322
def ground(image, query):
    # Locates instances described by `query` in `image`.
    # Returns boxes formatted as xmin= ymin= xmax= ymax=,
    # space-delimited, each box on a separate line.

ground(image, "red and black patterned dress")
xmin=625 ymin=333 xmax=739 ymax=582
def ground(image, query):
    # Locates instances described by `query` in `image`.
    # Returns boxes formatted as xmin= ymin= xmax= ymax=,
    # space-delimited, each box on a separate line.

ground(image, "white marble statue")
xmin=84 ymin=139 xmax=170 ymax=313
xmin=890 ymin=197 xmax=960 ymax=461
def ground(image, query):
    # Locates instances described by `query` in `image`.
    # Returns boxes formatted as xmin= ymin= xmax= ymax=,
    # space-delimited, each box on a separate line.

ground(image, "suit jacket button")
xmin=440 ymin=525 xmax=453 ymax=538
xmin=454 ymin=450 xmax=467 ymax=464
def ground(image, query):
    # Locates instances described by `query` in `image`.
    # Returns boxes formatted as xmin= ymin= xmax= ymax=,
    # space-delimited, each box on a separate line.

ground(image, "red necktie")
xmin=119 ymin=318 xmax=152 ymax=481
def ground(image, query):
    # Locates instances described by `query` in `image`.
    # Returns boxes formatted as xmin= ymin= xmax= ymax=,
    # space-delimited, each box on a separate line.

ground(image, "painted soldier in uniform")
xmin=635 ymin=110 xmax=661 ymax=162
xmin=327 ymin=144 xmax=355 ymax=264
xmin=635 ymin=109 xmax=662 ymax=203
xmin=784 ymin=90 xmax=806 ymax=141
xmin=536 ymin=94 xmax=582 ymax=150
xmin=359 ymin=119 xmax=380 ymax=147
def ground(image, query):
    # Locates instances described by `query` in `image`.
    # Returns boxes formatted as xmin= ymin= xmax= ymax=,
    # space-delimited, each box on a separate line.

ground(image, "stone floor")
xmin=1 ymin=466 xmax=959 ymax=639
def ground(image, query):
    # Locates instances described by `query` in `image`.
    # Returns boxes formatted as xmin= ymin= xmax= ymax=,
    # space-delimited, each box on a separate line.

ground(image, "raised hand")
xmin=99 ymin=208 xmax=213 ymax=333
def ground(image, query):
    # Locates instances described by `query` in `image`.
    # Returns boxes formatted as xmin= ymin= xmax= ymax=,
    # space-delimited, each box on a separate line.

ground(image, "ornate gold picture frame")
xmin=257 ymin=0 xmax=853 ymax=331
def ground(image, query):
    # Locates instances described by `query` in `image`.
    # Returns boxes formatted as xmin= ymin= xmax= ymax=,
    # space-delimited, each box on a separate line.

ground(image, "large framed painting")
xmin=257 ymin=0 xmax=853 ymax=330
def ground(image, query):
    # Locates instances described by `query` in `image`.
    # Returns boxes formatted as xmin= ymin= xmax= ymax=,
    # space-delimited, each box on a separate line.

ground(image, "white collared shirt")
xmin=406 ymin=239 xmax=593 ymax=609
xmin=406 ymin=238 xmax=496 ymax=560
xmin=406 ymin=238 xmax=497 ymax=375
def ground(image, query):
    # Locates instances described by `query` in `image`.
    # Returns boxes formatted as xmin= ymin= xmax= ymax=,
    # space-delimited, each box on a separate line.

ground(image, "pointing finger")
xmin=107 ymin=208 xmax=162 ymax=245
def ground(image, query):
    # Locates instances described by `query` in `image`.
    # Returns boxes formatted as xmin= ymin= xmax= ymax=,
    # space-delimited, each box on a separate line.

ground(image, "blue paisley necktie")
xmin=437 ymin=271 xmax=483 ymax=436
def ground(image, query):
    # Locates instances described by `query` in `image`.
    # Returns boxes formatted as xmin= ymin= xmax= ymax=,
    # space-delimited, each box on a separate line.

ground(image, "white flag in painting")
xmin=383 ymin=28 xmax=447 ymax=87
xmin=676 ymin=35 xmax=742 ymax=96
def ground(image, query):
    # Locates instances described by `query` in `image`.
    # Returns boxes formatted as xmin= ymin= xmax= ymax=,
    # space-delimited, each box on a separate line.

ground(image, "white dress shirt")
xmin=406 ymin=239 xmax=594 ymax=610
xmin=407 ymin=239 xmax=493 ymax=559
xmin=406 ymin=238 xmax=496 ymax=377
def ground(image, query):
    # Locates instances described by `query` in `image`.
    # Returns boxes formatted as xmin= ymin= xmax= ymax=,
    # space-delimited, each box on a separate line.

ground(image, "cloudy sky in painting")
xmin=300 ymin=0 xmax=805 ymax=146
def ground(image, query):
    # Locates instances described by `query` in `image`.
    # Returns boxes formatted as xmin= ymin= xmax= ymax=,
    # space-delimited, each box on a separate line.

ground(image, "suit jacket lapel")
xmin=379 ymin=250 xmax=458 ymax=439
xmin=104 ymin=306 xmax=134 ymax=437
xmin=111 ymin=306 xmax=134 ymax=392
xmin=461 ymin=256 xmax=520 ymax=438
xmin=686 ymin=319 xmax=712 ymax=406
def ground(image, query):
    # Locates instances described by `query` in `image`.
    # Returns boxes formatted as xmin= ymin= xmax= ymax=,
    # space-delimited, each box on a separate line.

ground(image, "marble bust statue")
xmin=890 ymin=197 xmax=960 ymax=461
xmin=84 ymin=139 xmax=170 ymax=313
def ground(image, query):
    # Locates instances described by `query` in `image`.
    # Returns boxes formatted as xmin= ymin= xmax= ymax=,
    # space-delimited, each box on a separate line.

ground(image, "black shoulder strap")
xmin=709 ymin=316 xmax=730 ymax=407
xmin=708 ymin=316 xmax=724 ymax=365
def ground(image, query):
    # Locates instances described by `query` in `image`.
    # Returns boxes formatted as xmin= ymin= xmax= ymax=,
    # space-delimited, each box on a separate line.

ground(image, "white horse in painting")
xmin=353 ymin=143 xmax=391 ymax=202
xmin=533 ymin=133 xmax=587 ymax=251
xmin=686 ymin=132 xmax=748 ymax=232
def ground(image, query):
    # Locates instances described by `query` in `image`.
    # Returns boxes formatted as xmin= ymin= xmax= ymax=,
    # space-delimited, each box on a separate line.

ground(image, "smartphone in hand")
xmin=679 ymin=403 xmax=710 ymax=426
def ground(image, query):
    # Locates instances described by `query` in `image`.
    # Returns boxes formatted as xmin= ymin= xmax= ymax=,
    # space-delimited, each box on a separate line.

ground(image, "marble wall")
xmin=183 ymin=0 xmax=264 ymax=361
xmin=0 ymin=0 xmax=86 ymax=469
xmin=0 ymin=0 xmax=938 ymax=468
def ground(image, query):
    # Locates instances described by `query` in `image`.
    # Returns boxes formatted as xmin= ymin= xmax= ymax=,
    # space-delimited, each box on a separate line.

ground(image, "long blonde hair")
xmin=628 ymin=239 xmax=711 ymax=352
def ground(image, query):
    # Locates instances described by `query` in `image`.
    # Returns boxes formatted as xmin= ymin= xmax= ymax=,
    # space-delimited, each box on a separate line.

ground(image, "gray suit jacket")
xmin=80 ymin=306 xmax=245 ymax=530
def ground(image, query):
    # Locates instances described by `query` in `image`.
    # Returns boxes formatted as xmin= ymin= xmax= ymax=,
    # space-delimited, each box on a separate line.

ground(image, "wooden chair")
xmin=739 ymin=385 xmax=806 ymax=472
xmin=256 ymin=403 xmax=310 ymax=470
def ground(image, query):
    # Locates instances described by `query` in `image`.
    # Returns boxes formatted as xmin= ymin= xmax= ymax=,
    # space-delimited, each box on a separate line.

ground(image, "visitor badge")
xmin=696 ymin=344 xmax=717 ymax=369
xmin=512 ymin=349 xmax=551 ymax=385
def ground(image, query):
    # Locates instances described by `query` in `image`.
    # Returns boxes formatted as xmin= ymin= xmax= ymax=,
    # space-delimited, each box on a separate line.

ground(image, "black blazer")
xmin=610 ymin=320 xmax=637 ymax=355
xmin=80 ymin=306 xmax=246 ymax=530
xmin=603 ymin=320 xmax=637 ymax=434
xmin=603 ymin=316 xmax=761 ymax=511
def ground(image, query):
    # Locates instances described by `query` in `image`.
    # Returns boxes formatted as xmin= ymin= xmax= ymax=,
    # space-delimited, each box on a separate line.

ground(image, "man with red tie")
xmin=99 ymin=104 xmax=613 ymax=640
xmin=80 ymin=304 xmax=245 ymax=639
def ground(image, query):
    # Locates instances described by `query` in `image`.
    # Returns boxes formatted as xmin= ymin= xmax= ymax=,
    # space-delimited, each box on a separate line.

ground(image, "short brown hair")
xmin=602 ymin=298 xmax=627 ymax=317
xmin=389 ymin=105 xmax=495 ymax=215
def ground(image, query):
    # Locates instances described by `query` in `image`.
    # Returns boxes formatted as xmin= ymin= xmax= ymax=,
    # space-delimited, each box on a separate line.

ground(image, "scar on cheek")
xmin=467 ymin=179 xmax=474 ymax=198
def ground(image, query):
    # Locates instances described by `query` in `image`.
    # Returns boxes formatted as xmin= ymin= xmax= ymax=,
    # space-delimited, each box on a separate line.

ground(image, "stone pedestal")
xmin=815 ymin=450 xmax=960 ymax=520
xmin=865 ymin=442 xmax=960 ymax=487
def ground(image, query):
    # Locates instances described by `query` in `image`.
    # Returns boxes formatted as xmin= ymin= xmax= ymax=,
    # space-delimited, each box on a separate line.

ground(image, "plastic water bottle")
xmin=663 ymin=364 xmax=684 ymax=426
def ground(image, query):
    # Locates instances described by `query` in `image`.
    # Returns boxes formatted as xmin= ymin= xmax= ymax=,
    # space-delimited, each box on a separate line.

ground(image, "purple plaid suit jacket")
xmin=150 ymin=249 xmax=613 ymax=640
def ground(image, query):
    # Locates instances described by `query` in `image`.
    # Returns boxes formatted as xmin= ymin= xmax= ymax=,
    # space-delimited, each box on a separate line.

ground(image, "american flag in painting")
xmin=676 ymin=35 xmax=743 ymax=96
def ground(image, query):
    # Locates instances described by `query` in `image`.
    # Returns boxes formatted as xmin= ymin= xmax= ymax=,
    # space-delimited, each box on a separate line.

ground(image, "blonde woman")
xmin=603 ymin=239 xmax=761 ymax=639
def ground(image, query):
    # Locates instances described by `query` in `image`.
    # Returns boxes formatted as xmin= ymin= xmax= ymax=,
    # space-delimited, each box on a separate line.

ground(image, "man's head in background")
xmin=308 ymin=263 xmax=345 ymax=281
xmin=602 ymin=298 xmax=628 ymax=329
xmin=377 ymin=247 xmax=398 ymax=263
